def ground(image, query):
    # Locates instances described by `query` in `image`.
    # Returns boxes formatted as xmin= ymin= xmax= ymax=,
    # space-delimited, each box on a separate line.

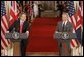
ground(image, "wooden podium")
xmin=12 ymin=40 xmax=21 ymax=56
xmin=6 ymin=32 xmax=28 ymax=56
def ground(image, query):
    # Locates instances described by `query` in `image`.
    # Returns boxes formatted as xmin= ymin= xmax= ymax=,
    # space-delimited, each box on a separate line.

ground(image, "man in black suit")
xmin=8 ymin=12 xmax=29 ymax=56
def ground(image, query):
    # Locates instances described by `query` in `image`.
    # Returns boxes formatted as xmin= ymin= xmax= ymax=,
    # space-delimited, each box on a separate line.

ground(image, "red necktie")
xmin=20 ymin=22 xmax=23 ymax=33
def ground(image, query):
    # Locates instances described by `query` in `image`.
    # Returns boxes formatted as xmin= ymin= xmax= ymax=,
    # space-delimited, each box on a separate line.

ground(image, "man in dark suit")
xmin=56 ymin=10 xmax=73 ymax=56
xmin=8 ymin=12 xmax=29 ymax=56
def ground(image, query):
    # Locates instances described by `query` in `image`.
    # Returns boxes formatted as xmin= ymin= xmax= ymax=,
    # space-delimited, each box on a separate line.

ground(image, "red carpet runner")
xmin=26 ymin=17 xmax=61 ymax=55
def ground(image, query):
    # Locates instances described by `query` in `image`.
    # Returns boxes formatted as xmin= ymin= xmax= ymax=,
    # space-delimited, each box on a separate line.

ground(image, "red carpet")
xmin=26 ymin=17 xmax=61 ymax=55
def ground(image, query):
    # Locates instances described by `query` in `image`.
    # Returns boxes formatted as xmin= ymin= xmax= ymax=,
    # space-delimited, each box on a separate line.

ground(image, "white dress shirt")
xmin=62 ymin=20 xmax=68 ymax=26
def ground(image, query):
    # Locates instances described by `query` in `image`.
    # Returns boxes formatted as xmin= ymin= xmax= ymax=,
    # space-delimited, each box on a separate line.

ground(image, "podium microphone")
xmin=11 ymin=28 xmax=15 ymax=33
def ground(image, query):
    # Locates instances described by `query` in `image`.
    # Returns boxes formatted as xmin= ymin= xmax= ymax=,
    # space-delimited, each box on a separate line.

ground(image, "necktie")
xmin=62 ymin=22 xmax=65 ymax=31
xmin=20 ymin=22 xmax=23 ymax=33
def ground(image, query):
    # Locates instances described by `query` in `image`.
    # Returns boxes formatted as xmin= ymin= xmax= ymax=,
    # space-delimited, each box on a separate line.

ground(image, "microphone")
xmin=11 ymin=28 xmax=15 ymax=33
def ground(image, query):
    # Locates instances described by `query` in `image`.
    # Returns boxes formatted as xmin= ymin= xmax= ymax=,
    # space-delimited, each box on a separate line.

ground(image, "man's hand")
xmin=26 ymin=31 xmax=29 ymax=37
xmin=6 ymin=31 xmax=9 ymax=33
xmin=55 ymin=31 xmax=58 ymax=33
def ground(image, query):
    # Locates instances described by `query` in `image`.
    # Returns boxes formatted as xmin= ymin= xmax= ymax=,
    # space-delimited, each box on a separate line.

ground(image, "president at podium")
xmin=55 ymin=9 xmax=73 ymax=56
xmin=7 ymin=12 xmax=29 ymax=56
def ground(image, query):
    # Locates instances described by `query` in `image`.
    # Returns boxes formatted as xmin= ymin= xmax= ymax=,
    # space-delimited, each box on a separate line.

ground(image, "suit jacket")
xmin=56 ymin=21 xmax=73 ymax=56
xmin=56 ymin=21 xmax=73 ymax=32
xmin=8 ymin=19 xmax=29 ymax=33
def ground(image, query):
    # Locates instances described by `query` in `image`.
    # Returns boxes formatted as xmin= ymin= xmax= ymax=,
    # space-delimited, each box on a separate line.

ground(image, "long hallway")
xmin=26 ymin=17 xmax=61 ymax=56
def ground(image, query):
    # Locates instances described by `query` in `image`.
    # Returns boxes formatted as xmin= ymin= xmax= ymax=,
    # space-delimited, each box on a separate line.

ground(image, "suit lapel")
xmin=22 ymin=21 xmax=26 ymax=32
